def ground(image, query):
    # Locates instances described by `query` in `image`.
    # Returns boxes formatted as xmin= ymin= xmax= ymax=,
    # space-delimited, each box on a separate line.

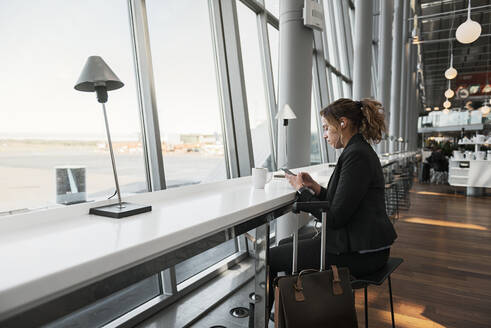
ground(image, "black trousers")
xmin=268 ymin=230 xmax=390 ymax=314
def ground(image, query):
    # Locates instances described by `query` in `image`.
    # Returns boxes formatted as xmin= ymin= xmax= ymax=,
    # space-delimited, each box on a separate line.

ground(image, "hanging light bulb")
xmin=444 ymin=88 xmax=454 ymax=98
xmin=456 ymin=0 xmax=482 ymax=44
xmin=480 ymin=100 xmax=490 ymax=116
xmin=444 ymin=80 xmax=454 ymax=98
xmin=425 ymin=107 xmax=432 ymax=112
xmin=434 ymin=106 xmax=440 ymax=111
xmin=445 ymin=53 xmax=458 ymax=79
xmin=443 ymin=108 xmax=450 ymax=114
xmin=443 ymin=98 xmax=451 ymax=109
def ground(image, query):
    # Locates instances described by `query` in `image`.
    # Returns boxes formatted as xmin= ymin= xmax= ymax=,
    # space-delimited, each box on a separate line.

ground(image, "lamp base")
xmin=89 ymin=202 xmax=152 ymax=218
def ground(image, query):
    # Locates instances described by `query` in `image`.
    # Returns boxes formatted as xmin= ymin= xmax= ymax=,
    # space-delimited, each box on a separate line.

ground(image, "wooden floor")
xmin=356 ymin=182 xmax=491 ymax=328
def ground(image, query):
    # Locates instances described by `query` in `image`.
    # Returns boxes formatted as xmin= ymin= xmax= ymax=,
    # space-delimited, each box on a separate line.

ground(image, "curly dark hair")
xmin=320 ymin=98 xmax=387 ymax=144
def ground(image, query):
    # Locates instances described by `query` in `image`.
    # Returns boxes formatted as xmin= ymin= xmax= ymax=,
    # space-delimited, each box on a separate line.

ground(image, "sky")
xmin=0 ymin=0 xmax=279 ymax=140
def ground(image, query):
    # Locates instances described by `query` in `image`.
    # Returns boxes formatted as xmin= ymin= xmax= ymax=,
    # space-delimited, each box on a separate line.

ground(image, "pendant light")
xmin=444 ymin=80 xmax=454 ymax=98
xmin=443 ymin=108 xmax=450 ymax=114
xmin=443 ymin=98 xmax=451 ymax=109
xmin=445 ymin=9 xmax=458 ymax=80
xmin=456 ymin=0 xmax=482 ymax=44
xmin=445 ymin=53 xmax=458 ymax=80
xmin=480 ymin=100 xmax=490 ymax=116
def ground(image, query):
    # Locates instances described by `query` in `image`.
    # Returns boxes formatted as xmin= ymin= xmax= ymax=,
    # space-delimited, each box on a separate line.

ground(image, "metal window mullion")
xmin=209 ymin=0 xmax=243 ymax=178
xmin=318 ymin=0 xmax=336 ymax=102
xmin=256 ymin=11 xmax=278 ymax=170
xmin=342 ymin=0 xmax=354 ymax=79
xmin=313 ymin=31 xmax=330 ymax=163
xmin=128 ymin=0 xmax=176 ymax=299
xmin=209 ymin=0 xmax=235 ymax=179
xmin=332 ymin=0 xmax=350 ymax=81
xmin=324 ymin=0 xmax=341 ymax=71
xmin=127 ymin=0 xmax=166 ymax=191
xmin=218 ymin=0 xmax=254 ymax=177
xmin=371 ymin=43 xmax=378 ymax=97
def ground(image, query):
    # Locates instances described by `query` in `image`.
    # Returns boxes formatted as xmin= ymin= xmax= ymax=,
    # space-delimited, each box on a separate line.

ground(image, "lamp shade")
xmin=480 ymin=104 xmax=490 ymax=116
xmin=443 ymin=99 xmax=451 ymax=108
xmin=456 ymin=18 xmax=481 ymax=44
xmin=74 ymin=56 xmax=124 ymax=92
xmin=276 ymin=104 xmax=297 ymax=120
xmin=445 ymin=67 xmax=457 ymax=80
xmin=444 ymin=88 xmax=454 ymax=98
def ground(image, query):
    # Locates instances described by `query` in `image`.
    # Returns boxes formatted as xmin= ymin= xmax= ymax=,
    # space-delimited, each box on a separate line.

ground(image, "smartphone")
xmin=280 ymin=168 xmax=297 ymax=176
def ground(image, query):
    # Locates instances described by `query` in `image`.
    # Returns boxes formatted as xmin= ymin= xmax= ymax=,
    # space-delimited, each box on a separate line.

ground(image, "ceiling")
xmin=415 ymin=0 xmax=491 ymax=109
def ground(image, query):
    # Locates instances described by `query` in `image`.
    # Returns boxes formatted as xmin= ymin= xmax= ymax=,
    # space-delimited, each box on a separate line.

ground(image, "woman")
xmin=269 ymin=98 xmax=397 ymax=311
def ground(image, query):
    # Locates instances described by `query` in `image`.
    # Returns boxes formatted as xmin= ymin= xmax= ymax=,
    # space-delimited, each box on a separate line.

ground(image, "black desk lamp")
xmin=74 ymin=56 xmax=151 ymax=218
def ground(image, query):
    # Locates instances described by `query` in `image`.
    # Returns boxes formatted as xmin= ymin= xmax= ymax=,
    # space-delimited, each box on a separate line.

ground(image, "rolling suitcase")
xmin=274 ymin=201 xmax=358 ymax=328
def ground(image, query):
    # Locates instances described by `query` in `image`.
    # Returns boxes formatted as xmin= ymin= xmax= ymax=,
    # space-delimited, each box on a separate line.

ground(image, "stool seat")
xmin=351 ymin=257 xmax=403 ymax=289
xmin=350 ymin=257 xmax=403 ymax=328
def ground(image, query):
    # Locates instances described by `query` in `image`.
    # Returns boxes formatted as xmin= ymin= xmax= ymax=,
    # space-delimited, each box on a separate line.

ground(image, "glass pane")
xmin=268 ymin=24 xmax=279 ymax=101
xmin=265 ymin=0 xmax=279 ymax=17
xmin=46 ymin=275 xmax=160 ymax=327
xmin=311 ymin=92 xmax=321 ymax=165
xmin=0 ymin=0 xmax=146 ymax=213
xmin=176 ymin=239 xmax=237 ymax=284
xmin=237 ymin=2 xmax=273 ymax=170
xmin=146 ymin=0 xmax=227 ymax=188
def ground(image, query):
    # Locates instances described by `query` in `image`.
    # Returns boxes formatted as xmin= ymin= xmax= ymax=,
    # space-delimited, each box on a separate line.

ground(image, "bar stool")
xmin=351 ymin=257 xmax=403 ymax=328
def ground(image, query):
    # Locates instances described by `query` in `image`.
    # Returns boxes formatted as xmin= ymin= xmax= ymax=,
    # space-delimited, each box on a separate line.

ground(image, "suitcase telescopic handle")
xmin=291 ymin=201 xmax=329 ymax=272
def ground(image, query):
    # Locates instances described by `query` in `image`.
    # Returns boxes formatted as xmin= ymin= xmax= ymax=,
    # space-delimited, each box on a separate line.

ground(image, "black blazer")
xmin=298 ymin=133 xmax=397 ymax=254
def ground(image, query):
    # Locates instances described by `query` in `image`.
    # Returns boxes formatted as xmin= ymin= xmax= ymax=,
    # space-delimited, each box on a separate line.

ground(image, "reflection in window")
xmin=146 ymin=0 xmax=226 ymax=188
xmin=0 ymin=0 xmax=146 ymax=213
xmin=237 ymin=2 xmax=273 ymax=170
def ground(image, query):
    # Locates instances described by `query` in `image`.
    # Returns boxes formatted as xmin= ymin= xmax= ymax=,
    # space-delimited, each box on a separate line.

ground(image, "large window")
xmin=237 ymin=2 xmax=274 ymax=170
xmin=146 ymin=0 xmax=227 ymax=188
xmin=0 ymin=0 xmax=146 ymax=213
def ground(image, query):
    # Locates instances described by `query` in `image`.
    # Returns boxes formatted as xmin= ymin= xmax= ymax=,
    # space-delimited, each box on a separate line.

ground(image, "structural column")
xmin=398 ymin=0 xmax=410 ymax=151
xmin=376 ymin=0 xmax=394 ymax=154
xmin=405 ymin=48 xmax=416 ymax=150
xmin=389 ymin=0 xmax=403 ymax=153
xmin=352 ymin=0 xmax=374 ymax=99
xmin=276 ymin=0 xmax=313 ymax=241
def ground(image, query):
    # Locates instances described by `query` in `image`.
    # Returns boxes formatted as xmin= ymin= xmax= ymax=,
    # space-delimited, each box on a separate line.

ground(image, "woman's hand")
xmin=285 ymin=173 xmax=303 ymax=190
xmin=285 ymin=172 xmax=321 ymax=195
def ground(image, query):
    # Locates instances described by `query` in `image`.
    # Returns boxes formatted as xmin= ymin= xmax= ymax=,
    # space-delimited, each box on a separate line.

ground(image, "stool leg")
xmin=364 ymin=286 xmax=368 ymax=328
xmin=388 ymin=276 xmax=395 ymax=328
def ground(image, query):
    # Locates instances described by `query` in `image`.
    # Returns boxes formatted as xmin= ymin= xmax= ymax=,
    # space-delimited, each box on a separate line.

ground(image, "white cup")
xmin=252 ymin=168 xmax=272 ymax=189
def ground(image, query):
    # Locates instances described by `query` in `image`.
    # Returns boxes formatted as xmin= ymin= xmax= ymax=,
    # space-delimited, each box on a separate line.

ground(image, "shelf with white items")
xmin=457 ymin=143 xmax=491 ymax=145
xmin=448 ymin=159 xmax=491 ymax=188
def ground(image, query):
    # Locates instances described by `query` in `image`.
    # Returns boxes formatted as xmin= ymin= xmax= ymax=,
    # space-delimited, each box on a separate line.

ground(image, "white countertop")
xmin=0 ymin=164 xmax=335 ymax=320
xmin=0 ymin=151 xmax=415 ymax=320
